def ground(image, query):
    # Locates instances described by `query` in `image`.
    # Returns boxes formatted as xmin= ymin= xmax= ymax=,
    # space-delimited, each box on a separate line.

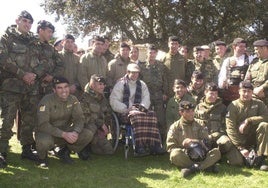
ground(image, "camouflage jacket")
xmin=0 ymin=25 xmax=44 ymax=94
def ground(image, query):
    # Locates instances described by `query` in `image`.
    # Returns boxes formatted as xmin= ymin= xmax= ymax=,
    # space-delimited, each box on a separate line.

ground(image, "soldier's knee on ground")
xmin=226 ymin=146 xmax=244 ymax=166
xmin=217 ymin=135 xmax=232 ymax=153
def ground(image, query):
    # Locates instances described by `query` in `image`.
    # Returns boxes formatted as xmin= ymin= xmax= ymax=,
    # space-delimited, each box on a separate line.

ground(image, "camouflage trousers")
xmin=36 ymin=128 xmax=93 ymax=159
xmin=0 ymin=91 xmax=40 ymax=153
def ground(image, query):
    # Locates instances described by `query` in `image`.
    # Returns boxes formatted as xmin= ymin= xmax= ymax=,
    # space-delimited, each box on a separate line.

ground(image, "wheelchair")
xmin=106 ymin=112 xmax=135 ymax=159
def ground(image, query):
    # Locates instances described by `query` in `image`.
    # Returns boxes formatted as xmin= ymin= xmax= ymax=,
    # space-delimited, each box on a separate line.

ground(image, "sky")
xmin=0 ymin=0 xmax=88 ymax=48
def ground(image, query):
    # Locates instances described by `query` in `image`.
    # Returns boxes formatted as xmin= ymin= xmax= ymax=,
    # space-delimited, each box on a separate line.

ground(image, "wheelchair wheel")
xmin=106 ymin=112 xmax=120 ymax=151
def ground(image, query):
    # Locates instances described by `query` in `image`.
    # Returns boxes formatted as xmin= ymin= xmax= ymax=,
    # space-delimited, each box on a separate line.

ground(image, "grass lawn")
xmin=1 ymin=135 xmax=267 ymax=188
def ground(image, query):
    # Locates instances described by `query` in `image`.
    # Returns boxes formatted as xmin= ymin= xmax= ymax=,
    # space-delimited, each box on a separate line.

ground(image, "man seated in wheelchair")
xmin=79 ymin=74 xmax=114 ymax=158
xmin=110 ymin=63 xmax=166 ymax=156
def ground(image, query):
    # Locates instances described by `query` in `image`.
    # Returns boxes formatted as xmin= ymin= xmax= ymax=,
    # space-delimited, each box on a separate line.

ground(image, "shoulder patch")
xmin=39 ymin=105 xmax=46 ymax=112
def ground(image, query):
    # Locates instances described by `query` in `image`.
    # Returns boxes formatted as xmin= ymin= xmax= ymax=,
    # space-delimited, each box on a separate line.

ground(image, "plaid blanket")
xmin=128 ymin=111 xmax=162 ymax=148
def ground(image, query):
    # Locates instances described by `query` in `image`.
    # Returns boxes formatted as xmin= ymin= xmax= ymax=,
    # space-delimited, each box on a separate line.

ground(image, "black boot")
xmin=0 ymin=152 xmax=7 ymax=169
xmin=37 ymin=156 xmax=49 ymax=168
xmin=205 ymin=164 xmax=219 ymax=173
xmin=56 ymin=147 xmax=74 ymax=164
xmin=21 ymin=144 xmax=38 ymax=161
xmin=78 ymin=145 xmax=91 ymax=160
xmin=181 ymin=164 xmax=200 ymax=178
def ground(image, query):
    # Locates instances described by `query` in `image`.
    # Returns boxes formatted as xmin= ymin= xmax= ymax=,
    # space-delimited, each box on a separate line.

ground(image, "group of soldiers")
xmin=0 ymin=10 xmax=268 ymax=178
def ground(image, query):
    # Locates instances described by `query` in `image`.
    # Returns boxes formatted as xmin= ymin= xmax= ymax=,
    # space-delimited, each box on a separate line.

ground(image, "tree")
xmin=41 ymin=0 xmax=268 ymax=50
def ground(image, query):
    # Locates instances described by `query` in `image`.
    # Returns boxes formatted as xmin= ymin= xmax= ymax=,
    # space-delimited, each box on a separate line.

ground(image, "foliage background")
xmin=42 ymin=0 xmax=268 ymax=50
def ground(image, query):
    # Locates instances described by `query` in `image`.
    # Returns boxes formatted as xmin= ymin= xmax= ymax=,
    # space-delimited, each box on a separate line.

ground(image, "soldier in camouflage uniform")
xmin=186 ymin=46 xmax=218 ymax=85
xmin=78 ymin=36 xmax=107 ymax=89
xmin=226 ymin=81 xmax=268 ymax=171
xmin=245 ymin=39 xmax=268 ymax=106
xmin=162 ymin=36 xmax=187 ymax=97
xmin=36 ymin=20 xmax=64 ymax=96
xmin=187 ymin=70 xmax=205 ymax=104
xmin=0 ymin=11 xmax=42 ymax=168
xmin=166 ymin=79 xmax=195 ymax=130
xmin=213 ymin=41 xmax=228 ymax=71
xmin=167 ymin=101 xmax=221 ymax=178
xmin=80 ymin=74 xmax=114 ymax=155
xmin=195 ymin=82 xmax=242 ymax=165
xmin=140 ymin=44 xmax=169 ymax=142
xmin=36 ymin=77 xmax=93 ymax=167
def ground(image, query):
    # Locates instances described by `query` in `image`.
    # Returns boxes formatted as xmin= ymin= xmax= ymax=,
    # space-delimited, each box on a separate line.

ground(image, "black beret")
xmin=168 ymin=36 xmax=180 ymax=43
xmin=93 ymin=35 xmax=105 ymax=43
xmin=90 ymin=74 xmax=106 ymax=84
xmin=179 ymin=101 xmax=195 ymax=111
xmin=193 ymin=46 xmax=204 ymax=52
xmin=173 ymin=79 xmax=187 ymax=87
xmin=205 ymin=82 xmax=218 ymax=91
xmin=120 ymin=42 xmax=130 ymax=50
xmin=233 ymin=38 xmax=246 ymax=45
xmin=64 ymin=34 xmax=75 ymax=41
xmin=147 ymin=44 xmax=158 ymax=51
xmin=192 ymin=70 xmax=204 ymax=79
xmin=18 ymin=10 xmax=33 ymax=23
xmin=253 ymin=39 xmax=268 ymax=47
xmin=214 ymin=40 xmax=226 ymax=46
xmin=52 ymin=76 xmax=70 ymax=87
xmin=37 ymin=20 xmax=55 ymax=33
xmin=239 ymin=81 xmax=253 ymax=90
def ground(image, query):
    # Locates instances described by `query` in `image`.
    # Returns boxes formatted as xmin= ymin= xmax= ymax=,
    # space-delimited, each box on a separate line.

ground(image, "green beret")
xmin=18 ymin=10 xmax=33 ymax=23
xmin=37 ymin=20 xmax=55 ymax=33
xmin=205 ymin=82 xmax=218 ymax=91
xmin=239 ymin=81 xmax=253 ymax=90
xmin=52 ymin=76 xmax=69 ymax=87
xmin=90 ymin=74 xmax=106 ymax=84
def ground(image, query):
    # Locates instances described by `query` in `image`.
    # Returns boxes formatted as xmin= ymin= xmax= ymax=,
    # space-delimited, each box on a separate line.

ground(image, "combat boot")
xmin=78 ymin=145 xmax=91 ymax=160
xmin=56 ymin=147 xmax=74 ymax=164
xmin=181 ymin=163 xmax=200 ymax=178
xmin=205 ymin=164 xmax=219 ymax=173
xmin=21 ymin=144 xmax=38 ymax=161
xmin=37 ymin=156 xmax=48 ymax=168
xmin=258 ymin=156 xmax=268 ymax=171
xmin=0 ymin=152 xmax=7 ymax=168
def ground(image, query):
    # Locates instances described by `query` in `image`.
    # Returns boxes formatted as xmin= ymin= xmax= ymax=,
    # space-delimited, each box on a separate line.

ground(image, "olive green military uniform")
xmin=186 ymin=59 xmax=218 ymax=84
xmin=78 ymin=52 xmax=108 ymax=89
xmin=226 ymin=98 xmax=268 ymax=161
xmin=107 ymin=56 xmax=131 ymax=88
xmin=166 ymin=117 xmax=221 ymax=169
xmin=103 ymin=49 xmax=114 ymax=63
xmin=163 ymin=52 xmax=186 ymax=97
xmin=195 ymin=97 xmax=242 ymax=165
xmin=35 ymin=93 xmax=93 ymax=159
xmin=166 ymin=93 xmax=195 ymax=129
xmin=0 ymin=25 xmax=43 ymax=153
xmin=246 ymin=58 xmax=268 ymax=105
xmin=140 ymin=60 xmax=168 ymax=139
xmin=59 ymin=50 xmax=79 ymax=85
xmin=80 ymin=86 xmax=114 ymax=154
xmin=38 ymin=41 xmax=64 ymax=95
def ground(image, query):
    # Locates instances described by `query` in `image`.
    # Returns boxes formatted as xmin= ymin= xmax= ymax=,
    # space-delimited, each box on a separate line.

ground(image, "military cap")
xmin=52 ymin=76 xmax=69 ymax=87
xmin=64 ymin=34 xmax=75 ymax=41
xmin=179 ymin=101 xmax=195 ymax=111
xmin=205 ymin=82 xmax=218 ymax=91
xmin=37 ymin=20 xmax=55 ymax=33
xmin=147 ymin=44 xmax=158 ymax=51
xmin=191 ymin=70 xmax=204 ymax=79
xmin=173 ymin=79 xmax=187 ymax=87
xmin=239 ymin=81 xmax=253 ymax=90
xmin=253 ymin=39 xmax=268 ymax=47
xmin=127 ymin=63 xmax=140 ymax=72
xmin=193 ymin=46 xmax=204 ymax=52
xmin=214 ymin=40 xmax=226 ymax=46
xmin=233 ymin=38 xmax=246 ymax=45
xmin=54 ymin=39 xmax=62 ymax=47
xmin=18 ymin=10 xmax=33 ymax=23
xmin=168 ymin=36 xmax=180 ymax=43
xmin=120 ymin=42 xmax=131 ymax=50
xmin=90 ymin=74 xmax=106 ymax=84
xmin=93 ymin=35 xmax=105 ymax=43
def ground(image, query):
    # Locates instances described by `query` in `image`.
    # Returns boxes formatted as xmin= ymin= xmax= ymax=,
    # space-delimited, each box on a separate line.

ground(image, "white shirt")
xmin=218 ymin=54 xmax=254 ymax=88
